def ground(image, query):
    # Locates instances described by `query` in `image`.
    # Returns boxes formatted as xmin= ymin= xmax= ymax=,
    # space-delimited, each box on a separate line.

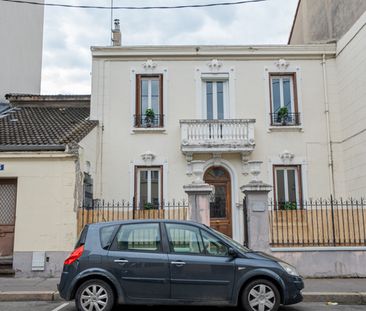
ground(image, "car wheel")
xmin=75 ymin=279 xmax=115 ymax=311
xmin=241 ymin=279 xmax=280 ymax=311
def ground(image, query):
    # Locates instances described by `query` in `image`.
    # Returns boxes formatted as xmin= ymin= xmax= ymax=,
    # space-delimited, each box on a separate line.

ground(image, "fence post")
xmin=240 ymin=181 xmax=272 ymax=252
xmin=183 ymin=183 xmax=214 ymax=226
xmin=330 ymin=195 xmax=337 ymax=246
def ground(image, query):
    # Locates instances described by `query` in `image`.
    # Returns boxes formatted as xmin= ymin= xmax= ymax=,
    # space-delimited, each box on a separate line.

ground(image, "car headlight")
xmin=278 ymin=262 xmax=299 ymax=277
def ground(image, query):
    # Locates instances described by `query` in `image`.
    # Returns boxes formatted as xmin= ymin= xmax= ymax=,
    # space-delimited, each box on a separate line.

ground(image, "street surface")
xmin=0 ymin=302 xmax=365 ymax=311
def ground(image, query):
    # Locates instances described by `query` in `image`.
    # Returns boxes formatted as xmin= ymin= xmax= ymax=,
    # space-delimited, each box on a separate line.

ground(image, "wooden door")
xmin=0 ymin=179 xmax=17 ymax=257
xmin=204 ymin=167 xmax=232 ymax=237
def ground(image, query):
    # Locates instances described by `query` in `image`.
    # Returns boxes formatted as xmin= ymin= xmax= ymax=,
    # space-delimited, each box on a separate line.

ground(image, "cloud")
xmin=41 ymin=0 xmax=298 ymax=94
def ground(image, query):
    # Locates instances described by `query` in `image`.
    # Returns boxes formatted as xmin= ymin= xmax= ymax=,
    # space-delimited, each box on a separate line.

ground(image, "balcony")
xmin=270 ymin=112 xmax=301 ymax=126
xmin=180 ymin=119 xmax=256 ymax=155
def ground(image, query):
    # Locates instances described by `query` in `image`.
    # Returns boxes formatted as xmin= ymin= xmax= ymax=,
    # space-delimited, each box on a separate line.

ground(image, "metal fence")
xmin=269 ymin=198 xmax=366 ymax=247
xmin=77 ymin=200 xmax=188 ymax=233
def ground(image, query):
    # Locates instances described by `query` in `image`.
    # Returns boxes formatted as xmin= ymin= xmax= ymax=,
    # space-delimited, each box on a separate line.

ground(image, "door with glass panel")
xmin=203 ymin=167 xmax=232 ymax=237
xmin=203 ymin=80 xmax=228 ymax=120
xmin=274 ymin=165 xmax=302 ymax=209
xmin=135 ymin=167 xmax=162 ymax=209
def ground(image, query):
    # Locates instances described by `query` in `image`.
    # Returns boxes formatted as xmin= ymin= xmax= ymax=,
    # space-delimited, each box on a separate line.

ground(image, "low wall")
xmin=13 ymin=251 xmax=69 ymax=278
xmin=271 ymin=248 xmax=366 ymax=277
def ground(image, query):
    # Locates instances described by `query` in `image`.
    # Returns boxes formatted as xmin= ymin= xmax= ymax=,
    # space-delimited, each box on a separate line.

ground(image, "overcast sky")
xmin=41 ymin=0 xmax=298 ymax=94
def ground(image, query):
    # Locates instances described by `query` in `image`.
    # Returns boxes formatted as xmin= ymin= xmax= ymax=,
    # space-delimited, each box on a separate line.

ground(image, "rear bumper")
xmin=283 ymin=277 xmax=304 ymax=305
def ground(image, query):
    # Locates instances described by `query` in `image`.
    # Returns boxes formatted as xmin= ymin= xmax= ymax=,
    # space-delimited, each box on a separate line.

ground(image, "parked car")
xmin=58 ymin=220 xmax=303 ymax=311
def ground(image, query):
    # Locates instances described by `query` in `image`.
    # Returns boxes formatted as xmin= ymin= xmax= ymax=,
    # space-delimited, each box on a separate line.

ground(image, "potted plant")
xmin=143 ymin=202 xmax=154 ymax=210
xmin=144 ymin=108 xmax=155 ymax=127
xmin=277 ymin=107 xmax=289 ymax=125
xmin=281 ymin=201 xmax=297 ymax=210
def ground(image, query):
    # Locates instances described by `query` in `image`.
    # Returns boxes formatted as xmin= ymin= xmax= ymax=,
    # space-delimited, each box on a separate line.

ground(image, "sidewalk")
xmin=0 ymin=277 xmax=365 ymax=303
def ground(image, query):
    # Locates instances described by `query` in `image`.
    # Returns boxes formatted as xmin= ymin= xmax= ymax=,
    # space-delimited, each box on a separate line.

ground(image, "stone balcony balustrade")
xmin=180 ymin=119 xmax=256 ymax=155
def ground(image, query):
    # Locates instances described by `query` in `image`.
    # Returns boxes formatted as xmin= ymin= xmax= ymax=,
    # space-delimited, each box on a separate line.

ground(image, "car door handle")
xmin=114 ymin=259 xmax=129 ymax=264
xmin=171 ymin=261 xmax=186 ymax=267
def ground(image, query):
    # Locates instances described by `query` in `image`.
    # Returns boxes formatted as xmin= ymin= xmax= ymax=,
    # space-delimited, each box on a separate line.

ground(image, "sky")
xmin=41 ymin=0 xmax=299 ymax=94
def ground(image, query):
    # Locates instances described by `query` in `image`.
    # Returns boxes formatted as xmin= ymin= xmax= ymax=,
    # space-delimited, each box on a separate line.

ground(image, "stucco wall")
xmin=289 ymin=0 xmax=366 ymax=44
xmin=333 ymin=12 xmax=366 ymax=197
xmin=0 ymin=1 xmax=44 ymax=100
xmin=0 ymin=154 xmax=77 ymax=252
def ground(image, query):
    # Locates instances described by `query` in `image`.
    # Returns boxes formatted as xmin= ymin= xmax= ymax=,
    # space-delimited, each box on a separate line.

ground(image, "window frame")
xmin=272 ymin=165 xmax=303 ymax=209
xmin=135 ymin=74 xmax=164 ymax=128
xmin=202 ymin=79 xmax=229 ymax=120
xmin=269 ymin=73 xmax=299 ymax=126
xmin=134 ymin=165 xmax=163 ymax=209
xmin=109 ymin=222 xmax=163 ymax=253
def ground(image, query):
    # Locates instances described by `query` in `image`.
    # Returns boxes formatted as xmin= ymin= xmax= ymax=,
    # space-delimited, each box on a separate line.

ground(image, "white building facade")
xmin=89 ymin=43 xmax=343 ymax=242
xmin=0 ymin=0 xmax=44 ymax=100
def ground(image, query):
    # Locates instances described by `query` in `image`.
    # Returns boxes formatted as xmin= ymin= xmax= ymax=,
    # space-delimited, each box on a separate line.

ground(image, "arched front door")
xmin=204 ymin=166 xmax=232 ymax=237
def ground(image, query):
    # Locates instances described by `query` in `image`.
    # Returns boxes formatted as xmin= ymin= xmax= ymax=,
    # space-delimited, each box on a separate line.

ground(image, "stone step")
xmin=0 ymin=268 xmax=15 ymax=277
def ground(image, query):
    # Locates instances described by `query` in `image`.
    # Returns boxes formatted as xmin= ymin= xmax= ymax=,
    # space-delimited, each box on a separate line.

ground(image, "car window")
xmin=201 ymin=230 xmax=229 ymax=257
xmin=75 ymin=225 xmax=88 ymax=248
xmin=165 ymin=223 xmax=203 ymax=254
xmin=111 ymin=223 xmax=161 ymax=252
xmin=100 ymin=225 xmax=118 ymax=249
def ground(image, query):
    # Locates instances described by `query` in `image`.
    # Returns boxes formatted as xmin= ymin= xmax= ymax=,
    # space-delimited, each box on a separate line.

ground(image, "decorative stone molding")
xmin=191 ymin=160 xmax=205 ymax=184
xmin=248 ymin=160 xmax=263 ymax=182
xmin=212 ymin=153 xmax=222 ymax=166
xmin=207 ymin=59 xmax=223 ymax=71
xmin=241 ymin=153 xmax=250 ymax=175
xmin=140 ymin=151 xmax=155 ymax=166
xmin=275 ymin=59 xmax=290 ymax=71
xmin=142 ymin=59 xmax=157 ymax=70
xmin=279 ymin=150 xmax=295 ymax=164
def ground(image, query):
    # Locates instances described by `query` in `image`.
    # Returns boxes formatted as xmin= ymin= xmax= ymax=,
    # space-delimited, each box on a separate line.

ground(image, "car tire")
xmin=75 ymin=279 xmax=115 ymax=311
xmin=241 ymin=279 xmax=280 ymax=311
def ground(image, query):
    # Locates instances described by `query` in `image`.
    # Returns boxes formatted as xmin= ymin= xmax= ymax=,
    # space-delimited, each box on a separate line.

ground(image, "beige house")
xmin=0 ymin=95 xmax=97 ymax=276
xmin=88 ymin=10 xmax=366 ymax=244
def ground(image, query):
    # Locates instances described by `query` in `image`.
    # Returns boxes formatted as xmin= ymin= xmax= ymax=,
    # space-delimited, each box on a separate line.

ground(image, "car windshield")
xmin=210 ymin=228 xmax=251 ymax=253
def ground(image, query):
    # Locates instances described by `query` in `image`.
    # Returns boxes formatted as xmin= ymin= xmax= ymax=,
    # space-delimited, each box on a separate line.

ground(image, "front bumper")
xmin=283 ymin=276 xmax=304 ymax=305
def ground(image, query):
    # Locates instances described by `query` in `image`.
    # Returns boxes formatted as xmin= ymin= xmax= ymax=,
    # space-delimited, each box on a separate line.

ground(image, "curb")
xmin=0 ymin=291 xmax=59 ymax=302
xmin=0 ymin=291 xmax=365 ymax=304
xmin=303 ymin=292 xmax=366 ymax=305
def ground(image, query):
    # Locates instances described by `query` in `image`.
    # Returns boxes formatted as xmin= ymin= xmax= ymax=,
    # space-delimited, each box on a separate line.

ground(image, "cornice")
xmin=91 ymin=44 xmax=336 ymax=59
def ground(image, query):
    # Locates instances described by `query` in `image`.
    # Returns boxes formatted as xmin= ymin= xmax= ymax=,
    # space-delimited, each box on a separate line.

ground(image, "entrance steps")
xmin=0 ymin=256 xmax=15 ymax=277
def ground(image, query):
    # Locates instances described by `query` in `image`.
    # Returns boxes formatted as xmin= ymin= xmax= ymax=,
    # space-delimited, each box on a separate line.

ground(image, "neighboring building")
xmin=0 ymin=1 xmax=44 ymax=101
xmin=289 ymin=0 xmax=366 ymax=44
xmin=0 ymin=94 xmax=97 ymax=276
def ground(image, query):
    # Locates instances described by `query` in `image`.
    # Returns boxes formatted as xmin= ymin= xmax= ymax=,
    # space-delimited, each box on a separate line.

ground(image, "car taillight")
xmin=64 ymin=245 xmax=84 ymax=265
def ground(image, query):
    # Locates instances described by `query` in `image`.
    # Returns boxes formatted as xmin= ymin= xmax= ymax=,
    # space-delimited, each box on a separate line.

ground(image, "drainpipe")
xmin=321 ymin=54 xmax=335 ymax=197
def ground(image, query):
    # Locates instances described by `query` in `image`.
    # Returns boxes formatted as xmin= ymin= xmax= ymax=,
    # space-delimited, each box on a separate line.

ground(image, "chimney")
xmin=112 ymin=19 xmax=121 ymax=46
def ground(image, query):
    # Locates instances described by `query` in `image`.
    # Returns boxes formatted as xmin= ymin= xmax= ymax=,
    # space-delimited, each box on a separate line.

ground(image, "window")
xmin=165 ymin=224 xmax=203 ymax=254
xmin=201 ymin=230 xmax=229 ymax=257
xmin=111 ymin=223 xmax=161 ymax=252
xmin=135 ymin=166 xmax=162 ymax=209
xmin=203 ymin=80 xmax=228 ymax=120
xmin=273 ymin=165 xmax=302 ymax=209
xmin=135 ymin=74 xmax=163 ymax=128
xmin=100 ymin=225 xmax=118 ymax=249
xmin=269 ymin=74 xmax=299 ymax=126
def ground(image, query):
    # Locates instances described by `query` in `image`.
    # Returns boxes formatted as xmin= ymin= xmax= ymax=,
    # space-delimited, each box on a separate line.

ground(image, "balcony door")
xmin=204 ymin=166 xmax=232 ymax=237
xmin=203 ymin=80 xmax=228 ymax=120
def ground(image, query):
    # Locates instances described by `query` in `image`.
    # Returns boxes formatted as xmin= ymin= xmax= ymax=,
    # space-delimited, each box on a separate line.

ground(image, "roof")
xmin=0 ymin=94 xmax=97 ymax=152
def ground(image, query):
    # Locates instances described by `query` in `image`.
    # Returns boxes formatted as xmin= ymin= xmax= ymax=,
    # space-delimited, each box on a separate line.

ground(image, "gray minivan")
xmin=58 ymin=220 xmax=303 ymax=311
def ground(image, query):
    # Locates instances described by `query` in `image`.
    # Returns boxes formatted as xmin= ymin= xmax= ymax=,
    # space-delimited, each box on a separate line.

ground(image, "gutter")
xmin=321 ymin=54 xmax=335 ymax=197
xmin=0 ymin=145 xmax=66 ymax=152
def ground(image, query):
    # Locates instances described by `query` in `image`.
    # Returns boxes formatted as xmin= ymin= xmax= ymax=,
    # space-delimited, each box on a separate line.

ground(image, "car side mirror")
xmin=228 ymin=247 xmax=238 ymax=258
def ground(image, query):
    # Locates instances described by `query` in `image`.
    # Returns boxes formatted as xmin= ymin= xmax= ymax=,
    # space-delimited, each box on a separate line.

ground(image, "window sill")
xmin=268 ymin=125 xmax=303 ymax=133
xmin=132 ymin=127 xmax=167 ymax=134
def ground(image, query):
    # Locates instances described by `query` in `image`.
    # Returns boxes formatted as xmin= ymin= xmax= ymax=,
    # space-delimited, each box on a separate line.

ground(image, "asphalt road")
xmin=0 ymin=302 xmax=365 ymax=311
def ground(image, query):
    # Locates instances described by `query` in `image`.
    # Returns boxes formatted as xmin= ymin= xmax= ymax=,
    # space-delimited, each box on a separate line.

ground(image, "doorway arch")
xmin=204 ymin=166 xmax=232 ymax=237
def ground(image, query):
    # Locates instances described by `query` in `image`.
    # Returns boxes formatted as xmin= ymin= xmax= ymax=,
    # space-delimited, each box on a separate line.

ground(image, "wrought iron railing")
xmin=270 ymin=112 xmax=301 ymax=126
xmin=134 ymin=114 xmax=164 ymax=128
xmin=269 ymin=197 xmax=366 ymax=247
xmin=78 ymin=199 xmax=188 ymax=233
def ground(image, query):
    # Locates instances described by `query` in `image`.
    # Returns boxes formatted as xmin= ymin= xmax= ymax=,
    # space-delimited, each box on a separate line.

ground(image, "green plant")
xmin=145 ymin=108 xmax=155 ymax=119
xmin=143 ymin=202 xmax=154 ymax=210
xmin=281 ymin=202 xmax=297 ymax=210
xmin=277 ymin=106 xmax=289 ymax=119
